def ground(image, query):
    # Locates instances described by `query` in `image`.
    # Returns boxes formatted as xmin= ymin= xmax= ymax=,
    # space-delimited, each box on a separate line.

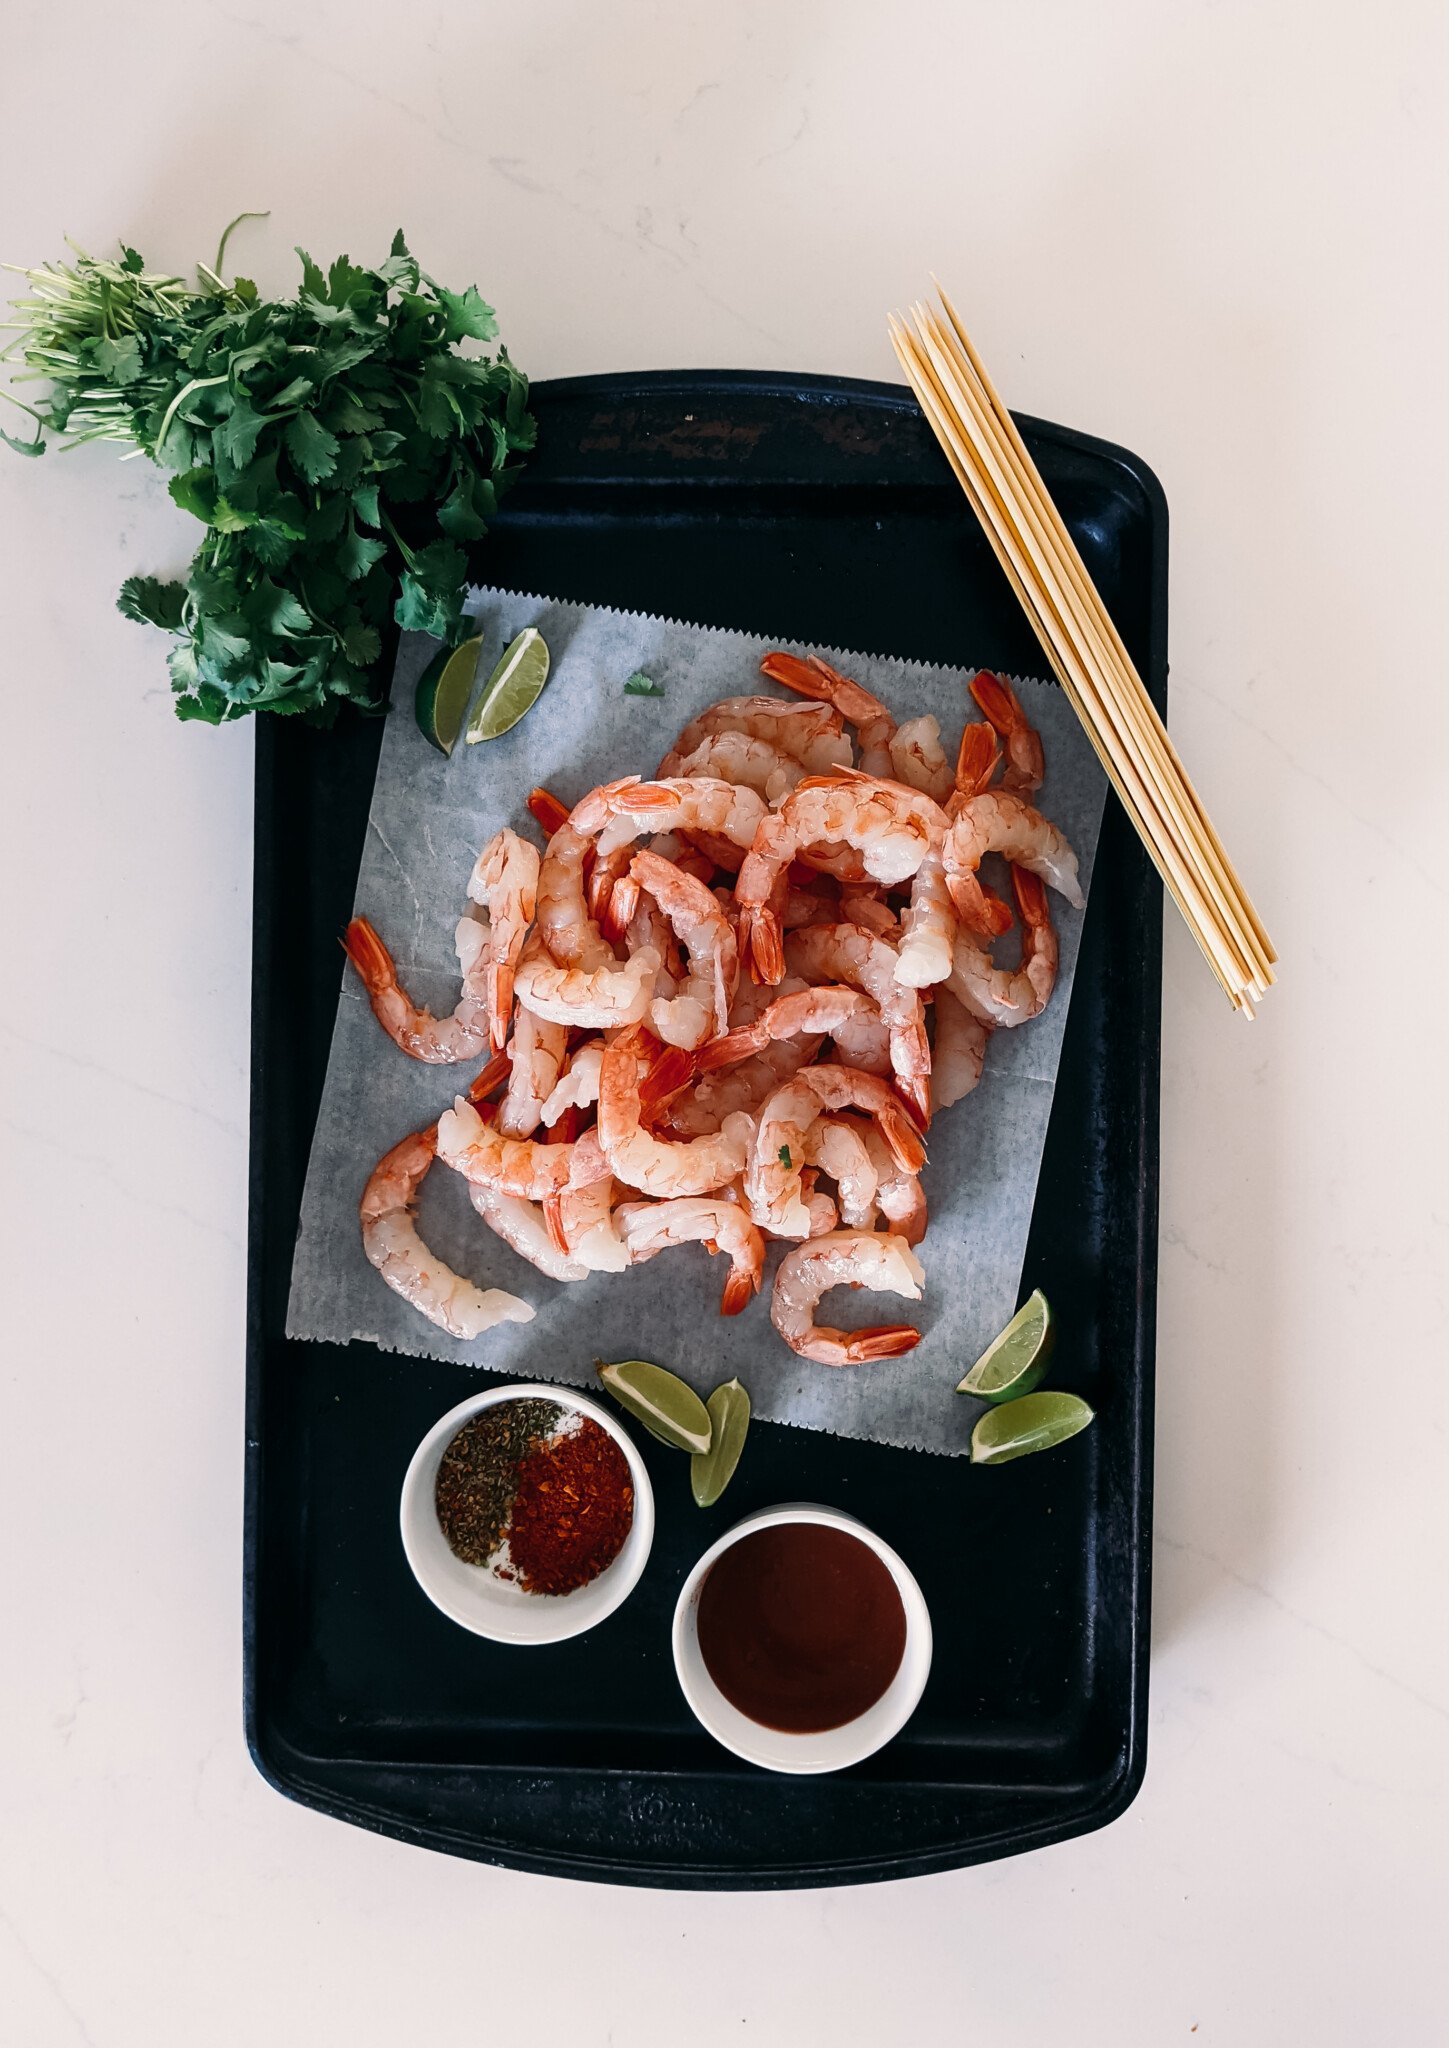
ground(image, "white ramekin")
xmin=400 ymin=1383 xmax=653 ymax=1645
xmin=671 ymin=1502 xmax=932 ymax=1773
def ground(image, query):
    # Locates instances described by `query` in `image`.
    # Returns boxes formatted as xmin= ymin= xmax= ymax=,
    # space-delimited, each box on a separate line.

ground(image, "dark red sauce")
xmin=695 ymin=1523 xmax=907 ymax=1734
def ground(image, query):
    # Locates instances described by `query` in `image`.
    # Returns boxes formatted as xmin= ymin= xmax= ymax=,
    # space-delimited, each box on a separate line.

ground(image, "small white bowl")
xmin=400 ymin=1384 xmax=653 ymax=1644
xmin=672 ymin=1503 xmax=932 ymax=1774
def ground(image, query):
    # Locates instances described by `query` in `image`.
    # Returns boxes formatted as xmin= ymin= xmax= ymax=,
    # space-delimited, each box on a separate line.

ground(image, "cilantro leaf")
xmin=438 ymin=284 xmax=497 ymax=344
xmin=117 ymin=576 xmax=187 ymax=630
xmin=0 ymin=425 xmax=45 ymax=457
xmin=335 ymin=526 xmax=387 ymax=581
xmin=778 ymin=1145 xmax=792 ymax=1168
xmin=623 ymin=671 xmax=664 ymax=696
xmin=284 ymin=412 xmax=340 ymax=483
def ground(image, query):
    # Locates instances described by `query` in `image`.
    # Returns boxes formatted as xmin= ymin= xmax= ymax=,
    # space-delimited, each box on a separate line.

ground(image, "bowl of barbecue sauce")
xmin=672 ymin=1505 xmax=932 ymax=1773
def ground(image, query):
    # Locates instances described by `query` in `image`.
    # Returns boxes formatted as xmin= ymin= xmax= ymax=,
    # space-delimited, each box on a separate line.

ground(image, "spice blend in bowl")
xmin=401 ymin=1385 xmax=654 ymax=1645
xmin=434 ymin=1401 xmax=633 ymax=1595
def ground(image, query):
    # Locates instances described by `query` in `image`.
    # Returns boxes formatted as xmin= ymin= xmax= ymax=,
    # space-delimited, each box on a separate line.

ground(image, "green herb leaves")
xmin=3 ymin=231 xmax=534 ymax=726
xmin=623 ymin=671 xmax=664 ymax=696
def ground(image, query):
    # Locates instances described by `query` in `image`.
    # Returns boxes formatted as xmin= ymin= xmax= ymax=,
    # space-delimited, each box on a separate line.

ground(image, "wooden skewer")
xmin=890 ymin=319 xmax=1249 ymax=1005
xmin=931 ymin=283 xmax=1276 ymax=976
xmin=910 ymin=304 xmax=1265 ymax=997
xmin=889 ymin=289 xmax=1274 ymax=1014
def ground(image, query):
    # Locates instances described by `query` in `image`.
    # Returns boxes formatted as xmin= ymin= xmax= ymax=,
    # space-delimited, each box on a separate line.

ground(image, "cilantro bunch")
xmin=1 ymin=222 xmax=534 ymax=723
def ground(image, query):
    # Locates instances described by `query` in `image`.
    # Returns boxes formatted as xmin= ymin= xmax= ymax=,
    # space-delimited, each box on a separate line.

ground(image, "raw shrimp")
xmin=533 ymin=777 xmax=647 ymax=969
xmin=437 ymin=1094 xmax=613 ymax=1202
xmin=895 ymin=848 xmax=957 ymax=989
xmin=538 ymin=1041 xmax=604 ymax=1127
xmin=799 ymin=1116 xmax=880 ymax=1229
xmin=360 ymin=1126 xmax=534 ymax=1338
xmin=545 ymin=1173 xmax=631 ymax=1273
xmin=468 ymin=1182 xmax=590 ymax=1284
xmin=783 ymin=923 xmax=932 ymax=1125
xmin=942 ymin=789 xmax=1083 ymax=937
xmin=615 ymin=1197 xmax=766 ymax=1314
xmin=658 ymin=696 xmax=849 ymax=777
xmin=838 ymin=890 xmax=900 ymax=938
xmin=670 ymin=732 xmax=814 ymax=804
xmin=598 ymin=1033 xmax=755 ymax=1196
xmin=931 ymin=986 xmax=990 ymax=1109
xmin=736 ymin=775 xmax=947 ymax=984
xmin=696 ymin=984 xmax=879 ymax=1076
xmin=770 ymin=1231 xmax=925 ymax=1365
xmin=513 ymin=930 xmax=662 ymax=1030
xmin=496 ymin=1007 xmax=569 ymax=1138
xmin=593 ymin=776 xmax=767 ymax=877
xmin=627 ymin=849 xmax=739 ymax=1048
xmin=970 ymin=671 xmax=1043 ymax=795
xmin=947 ymin=864 xmax=1060 ymax=1027
xmin=343 ymin=915 xmax=492 ymax=1064
xmin=861 ymin=1126 xmax=928 ymax=1245
xmin=887 ymin=715 xmax=955 ymax=804
xmin=800 ymin=1169 xmax=841 ymax=1238
xmin=666 ymin=977 xmax=824 ymax=1136
xmin=467 ymin=828 xmax=540 ymax=1050
xmin=746 ymin=1065 xmax=926 ymax=1238
xmin=760 ymin=652 xmax=897 ymax=778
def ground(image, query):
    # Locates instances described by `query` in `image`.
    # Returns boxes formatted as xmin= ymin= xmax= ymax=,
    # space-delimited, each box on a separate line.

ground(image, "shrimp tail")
xmin=879 ymin=1101 xmax=928 ymax=1174
xmin=895 ymin=1073 xmax=933 ymax=1132
xmin=542 ymin=1193 xmax=571 ymax=1255
xmin=636 ymin=1036 xmax=698 ymax=1116
xmin=467 ymin=1049 xmax=514 ymax=1102
xmin=1012 ymin=864 xmax=1050 ymax=926
xmin=342 ymin=915 xmax=394 ymax=994
xmin=741 ymin=906 xmax=786 ymax=985
xmin=695 ymin=1023 xmax=764 ymax=1072
xmin=486 ymin=964 xmax=515 ymax=1051
xmin=760 ymin=650 xmax=835 ymax=702
xmin=843 ymin=1326 xmax=923 ymax=1363
xmin=719 ymin=1262 xmax=757 ymax=1315
xmin=526 ymin=786 xmax=572 ymax=836
xmin=955 ymin=720 xmax=1000 ymax=798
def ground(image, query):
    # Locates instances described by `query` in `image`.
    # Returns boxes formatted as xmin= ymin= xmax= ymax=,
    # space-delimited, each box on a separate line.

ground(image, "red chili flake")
xmin=507 ymin=1419 xmax=633 ymax=1597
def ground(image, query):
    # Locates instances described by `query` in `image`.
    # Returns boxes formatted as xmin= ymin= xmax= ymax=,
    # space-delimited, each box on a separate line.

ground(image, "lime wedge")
xmin=691 ymin=1379 xmax=751 ymax=1507
xmin=957 ymin=1288 xmax=1055 ymax=1402
xmin=597 ymin=1359 xmax=711 ymax=1455
xmin=466 ymin=626 xmax=550 ymax=743
xmin=970 ymin=1391 xmax=1094 ymax=1466
xmin=414 ymin=635 xmax=482 ymax=756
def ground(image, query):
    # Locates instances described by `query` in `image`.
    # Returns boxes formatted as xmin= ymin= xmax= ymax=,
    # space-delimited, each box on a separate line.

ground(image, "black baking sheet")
xmin=244 ymin=370 xmax=1162 ymax=1888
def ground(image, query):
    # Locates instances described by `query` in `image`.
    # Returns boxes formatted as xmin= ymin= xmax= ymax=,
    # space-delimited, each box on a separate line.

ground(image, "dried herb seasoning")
xmin=433 ymin=1399 xmax=561 ymax=1565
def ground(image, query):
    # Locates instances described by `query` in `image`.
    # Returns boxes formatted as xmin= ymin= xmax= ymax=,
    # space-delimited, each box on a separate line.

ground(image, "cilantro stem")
xmin=213 ymin=211 xmax=269 ymax=281
xmin=378 ymin=507 xmax=417 ymax=572
xmin=153 ymin=373 xmax=229 ymax=456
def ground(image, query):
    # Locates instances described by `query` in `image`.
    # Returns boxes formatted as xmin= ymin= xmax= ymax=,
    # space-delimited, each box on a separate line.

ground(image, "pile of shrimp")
xmin=348 ymin=654 xmax=1082 ymax=1366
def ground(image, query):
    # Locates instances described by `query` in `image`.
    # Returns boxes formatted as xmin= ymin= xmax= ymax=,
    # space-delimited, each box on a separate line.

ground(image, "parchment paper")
xmin=285 ymin=588 xmax=1107 ymax=1455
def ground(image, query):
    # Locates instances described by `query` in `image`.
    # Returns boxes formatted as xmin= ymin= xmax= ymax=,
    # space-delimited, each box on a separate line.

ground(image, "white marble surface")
xmin=2 ymin=3 xmax=1445 ymax=2041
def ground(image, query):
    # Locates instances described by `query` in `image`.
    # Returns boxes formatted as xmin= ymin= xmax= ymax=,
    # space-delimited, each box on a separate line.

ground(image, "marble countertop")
xmin=2 ymin=3 xmax=1445 ymax=2042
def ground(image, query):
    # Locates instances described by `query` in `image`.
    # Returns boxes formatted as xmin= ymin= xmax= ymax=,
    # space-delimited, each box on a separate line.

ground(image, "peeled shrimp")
xmin=627 ymin=849 xmax=739 ymax=1048
xmin=658 ymin=696 xmax=849 ymax=778
xmin=533 ymin=777 xmax=642 ymax=970
xmin=895 ymin=848 xmax=958 ymax=989
xmin=746 ymin=1064 xmax=927 ymax=1238
xmin=861 ymin=1126 xmax=928 ymax=1245
xmin=496 ymin=1005 xmax=569 ymax=1138
xmin=671 ymin=732 xmax=815 ymax=805
xmin=947 ymin=864 xmax=1060 ymax=1027
xmin=760 ymin=652 xmax=897 ymax=779
xmin=468 ymin=1182 xmax=590 ymax=1284
xmin=799 ymin=1116 xmax=880 ymax=1228
xmin=598 ymin=1033 xmax=755 ymax=1197
xmin=343 ymin=915 xmax=492 ymax=1064
xmin=538 ymin=1041 xmax=604 ymax=1128
xmin=437 ymin=1094 xmax=612 ymax=1201
xmin=513 ymin=930 xmax=661 ymax=1030
xmin=970 ymin=672 xmax=1043 ymax=795
xmin=736 ymin=775 xmax=947 ymax=984
xmin=593 ymin=775 xmax=767 ymax=877
xmin=942 ymin=789 xmax=1083 ymax=937
xmin=615 ymin=1196 xmax=766 ymax=1314
xmin=800 ymin=1169 xmax=841 ymax=1238
xmin=887 ymin=715 xmax=955 ymax=804
xmin=770 ymin=1231 xmax=925 ymax=1365
xmin=697 ymin=984 xmax=879 ymax=1077
xmin=467 ymin=828 xmax=540 ymax=1050
xmin=545 ymin=1173 xmax=631 ymax=1273
xmin=931 ymin=986 xmax=991 ymax=1109
xmin=783 ymin=923 xmax=932 ymax=1125
xmin=360 ymin=1126 xmax=534 ymax=1338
